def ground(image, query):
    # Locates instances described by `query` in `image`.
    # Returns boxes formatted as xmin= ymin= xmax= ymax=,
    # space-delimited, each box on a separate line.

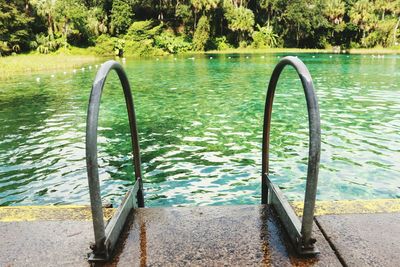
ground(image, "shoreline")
xmin=1 ymin=47 xmax=400 ymax=79
xmin=204 ymin=48 xmax=328 ymax=54
xmin=204 ymin=47 xmax=400 ymax=55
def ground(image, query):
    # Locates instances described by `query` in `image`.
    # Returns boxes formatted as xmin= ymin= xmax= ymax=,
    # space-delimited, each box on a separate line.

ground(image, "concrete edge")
xmin=1 ymin=198 xmax=400 ymax=222
xmin=0 ymin=205 xmax=114 ymax=222
xmin=292 ymin=198 xmax=400 ymax=216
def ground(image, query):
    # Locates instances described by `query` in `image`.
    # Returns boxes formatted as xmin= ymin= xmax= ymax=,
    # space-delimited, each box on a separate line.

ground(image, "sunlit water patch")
xmin=0 ymin=54 xmax=399 ymax=207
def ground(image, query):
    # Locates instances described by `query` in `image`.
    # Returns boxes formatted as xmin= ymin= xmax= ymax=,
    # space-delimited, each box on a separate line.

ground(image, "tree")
xmin=252 ymin=24 xmax=278 ymax=48
xmin=276 ymin=0 xmax=328 ymax=47
xmin=224 ymin=1 xmax=255 ymax=43
xmin=0 ymin=1 xmax=33 ymax=54
xmin=191 ymin=0 xmax=220 ymax=13
xmin=87 ymin=7 xmax=108 ymax=37
xmin=392 ymin=1 xmax=400 ymax=45
xmin=375 ymin=0 xmax=397 ymax=20
xmin=259 ymin=0 xmax=279 ymax=24
xmin=111 ymin=0 xmax=133 ymax=35
xmin=349 ymin=0 xmax=377 ymax=46
xmin=29 ymin=0 xmax=56 ymax=37
xmin=175 ymin=3 xmax=193 ymax=32
xmin=324 ymin=0 xmax=345 ymax=25
xmin=191 ymin=0 xmax=219 ymax=29
xmin=192 ymin=15 xmax=210 ymax=50
xmin=54 ymin=0 xmax=93 ymax=46
xmin=323 ymin=0 xmax=346 ymax=45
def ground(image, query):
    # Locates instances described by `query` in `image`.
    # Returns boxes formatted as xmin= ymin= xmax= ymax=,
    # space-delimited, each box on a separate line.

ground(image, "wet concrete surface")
xmin=2 ymin=204 xmax=399 ymax=266
xmin=316 ymin=213 xmax=400 ymax=267
xmin=104 ymin=205 xmax=340 ymax=267
xmin=0 ymin=220 xmax=92 ymax=266
xmin=1 ymin=205 xmax=342 ymax=267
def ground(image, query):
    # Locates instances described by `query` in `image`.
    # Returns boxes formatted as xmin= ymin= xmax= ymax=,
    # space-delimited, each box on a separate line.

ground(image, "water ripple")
xmin=1 ymin=54 xmax=400 ymax=206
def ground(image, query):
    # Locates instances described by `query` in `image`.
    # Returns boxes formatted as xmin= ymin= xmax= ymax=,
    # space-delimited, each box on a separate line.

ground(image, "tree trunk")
xmin=159 ymin=0 xmax=163 ymax=22
xmin=393 ymin=16 xmax=400 ymax=46
xmin=362 ymin=29 xmax=366 ymax=46
xmin=194 ymin=11 xmax=197 ymax=30
xmin=25 ymin=0 xmax=29 ymax=14
xmin=220 ymin=15 xmax=223 ymax=35
xmin=48 ymin=15 xmax=53 ymax=37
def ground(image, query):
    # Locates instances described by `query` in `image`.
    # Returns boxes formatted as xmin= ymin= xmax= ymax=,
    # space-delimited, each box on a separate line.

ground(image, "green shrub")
xmin=0 ymin=42 xmax=11 ymax=56
xmin=154 ymin=32 xmax=191 ymax=53
xmin=34 ymin=34 xmax=64 ymax=54
xmin=114 ymin=38 xmax=125 ymax=56
xmin=93 ymin=35 xmax=118 ymax=56
xmin=192 ymin=16 xmax=210 ymax=51
xmin=349 ymin=41 xmax=360 ymax=49
xmin=213 ymin=36 xmax=231 ymax=50
xmin=252 ymin=25 xmax=278 ymax=48
xmin=239 ymin=40 xmax=248 ymax=48
xmin=124 ymin=40 xmax=166 ymax=56
xmin=125 ymin=20 xmax=163 ymax=42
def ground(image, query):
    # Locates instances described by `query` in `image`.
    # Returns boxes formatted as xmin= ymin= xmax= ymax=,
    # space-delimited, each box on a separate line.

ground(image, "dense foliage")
xmin=1 ymin=0 xmax=400 ymax=56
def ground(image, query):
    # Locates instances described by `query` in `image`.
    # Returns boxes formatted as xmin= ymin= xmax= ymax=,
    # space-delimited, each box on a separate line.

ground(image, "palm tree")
xmin=29 ymin=0 xmax=56 ymax=37
xmin=392 ymin=0 xmax=400 ymax=45
xmin=191 ymin=0 xmax=219 ymax=29
xmin=375 ymin=0 xmax=397 ymax=20
xmin=225 ymin=5 xmax=255 ymax=43
xmin=349 ymin=0 xmax=376 ymax=45
xmin=324 ymin=0 xmax=345 ymax=25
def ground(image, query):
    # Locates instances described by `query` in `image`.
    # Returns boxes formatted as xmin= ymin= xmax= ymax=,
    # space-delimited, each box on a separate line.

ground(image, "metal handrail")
xmin=86 ymin=60 xmax=144 ymax=261
xmin=261 ymin=56 xmax=321 ymax=255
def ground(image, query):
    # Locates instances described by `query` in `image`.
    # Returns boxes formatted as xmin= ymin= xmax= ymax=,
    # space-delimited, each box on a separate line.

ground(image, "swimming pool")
xmin=0 ymin=53 xmax=399 ymax=206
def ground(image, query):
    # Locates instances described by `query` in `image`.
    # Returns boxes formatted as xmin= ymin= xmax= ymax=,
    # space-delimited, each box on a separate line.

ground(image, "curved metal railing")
xmin=85 ymin=57 xmax=320 ymax=260
xmin=86 ymin=60 xmax=144 ymax=261
xmin=261 ymin=56 xmax=321 ymax=255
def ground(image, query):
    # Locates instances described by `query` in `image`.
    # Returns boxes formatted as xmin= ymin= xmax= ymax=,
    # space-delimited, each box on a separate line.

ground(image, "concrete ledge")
xmin=2 ymin=198 xmax=400 ymax=222
xmin=293 ymin=198 xmax=400 ymax=215
xmin=0 ymin=206 xmax=114 ymax=222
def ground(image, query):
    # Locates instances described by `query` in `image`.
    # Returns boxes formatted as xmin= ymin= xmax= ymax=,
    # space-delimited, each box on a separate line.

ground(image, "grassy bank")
xmin=348 ymin=47 xmax=400 ymax=54
xmin=0 ymin=53 xmax=101 ymax=79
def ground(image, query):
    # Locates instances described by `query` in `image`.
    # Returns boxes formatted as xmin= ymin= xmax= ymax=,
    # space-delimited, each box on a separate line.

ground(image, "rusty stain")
xmin=139 ymin=221 xmax=147 ymax=267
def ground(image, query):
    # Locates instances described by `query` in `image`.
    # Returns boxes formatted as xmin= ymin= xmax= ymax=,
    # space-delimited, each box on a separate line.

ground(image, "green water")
xmin=0 ymin=53 xmax=399 ymax=207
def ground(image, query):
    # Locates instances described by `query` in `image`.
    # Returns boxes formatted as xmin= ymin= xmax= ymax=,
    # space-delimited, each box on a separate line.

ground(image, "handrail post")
xmin=86 ymin=60 xmax=144 ymax=261
xmin=261 ymin=56 xmax=321 ymax=255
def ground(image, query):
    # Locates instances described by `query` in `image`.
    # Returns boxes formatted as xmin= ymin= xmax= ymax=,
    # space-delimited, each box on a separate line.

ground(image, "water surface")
xmin=0 ymin=53 xmax=399 ymax=206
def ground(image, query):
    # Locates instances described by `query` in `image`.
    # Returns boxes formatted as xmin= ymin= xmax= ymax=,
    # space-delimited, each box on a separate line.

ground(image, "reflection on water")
xmin=0 ymin=54 xmax=399 ymax=206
